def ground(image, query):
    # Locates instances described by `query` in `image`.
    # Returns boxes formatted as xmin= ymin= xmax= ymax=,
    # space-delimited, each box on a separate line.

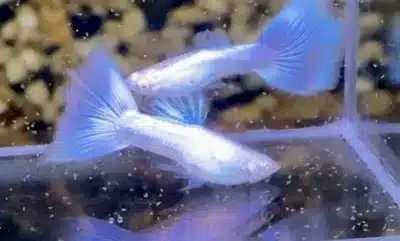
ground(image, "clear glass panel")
xmin=1 ymin=0 xmax=400 ymax=240
xmin=358 ymin=0 xmax=400 ymax=123
xmin=0 ymin=138 xmax=400 ymax=240
xmin=258 ymin=138 xmax=400 ymax=240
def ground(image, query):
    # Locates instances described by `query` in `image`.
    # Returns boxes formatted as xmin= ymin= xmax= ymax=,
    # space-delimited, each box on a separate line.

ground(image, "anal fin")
xmin=156 ymin=162 xmax=206 ymax=192
xmin=151 ymin=93 xmax=209 ymax=125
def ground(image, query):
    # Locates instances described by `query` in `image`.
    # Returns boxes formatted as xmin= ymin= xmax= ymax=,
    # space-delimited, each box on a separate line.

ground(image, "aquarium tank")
xmin=0 ymin=0 xmax=399 ymax=240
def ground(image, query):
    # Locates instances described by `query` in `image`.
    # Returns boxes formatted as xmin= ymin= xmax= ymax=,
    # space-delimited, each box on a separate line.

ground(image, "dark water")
xmin=0 ymin=138 xmax=397 ymax=240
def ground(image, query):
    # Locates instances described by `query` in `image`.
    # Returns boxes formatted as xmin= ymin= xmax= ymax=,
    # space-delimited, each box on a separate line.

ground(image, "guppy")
xmin=44 ymin=50 xmax=280 ymax=190
xmin=127 ymin=0 xmax=343 ymax=96
xmin=58 ymin=185 xmax=279 ymax=241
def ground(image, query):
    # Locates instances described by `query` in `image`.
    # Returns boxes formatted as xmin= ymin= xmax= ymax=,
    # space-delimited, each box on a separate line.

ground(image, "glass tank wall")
xmin=0 ymin=0 xmax=398 ymax=241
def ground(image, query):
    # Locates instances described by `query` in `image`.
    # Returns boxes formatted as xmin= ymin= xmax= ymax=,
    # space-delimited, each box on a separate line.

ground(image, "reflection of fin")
xmin=157 ymin=163 xmax=187 ymax=178
xmin=44 ymin=48 xmax=137 ymax=164
xmin=151 ymin=93 xmax=209 ymax=125
xmin=256 ymin=0 xmax=343 ymax=95
xmin=193 ymin=29 xmax=232 ymax=49
xmin=60 ymin=216 xmax=147 ymax=241
xmin=156 ymin=162 xmax=206 ymax=191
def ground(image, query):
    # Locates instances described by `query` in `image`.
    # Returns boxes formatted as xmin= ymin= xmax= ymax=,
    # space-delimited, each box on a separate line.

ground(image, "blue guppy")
xmin=44 ymin=0 xmax=343 ymax=190
xmin=41 ymin=0 xmax=346 ymax=240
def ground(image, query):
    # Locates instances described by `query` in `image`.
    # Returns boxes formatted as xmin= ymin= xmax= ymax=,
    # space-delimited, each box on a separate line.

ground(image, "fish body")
xmin=128 ymin=43 xmax=261 ymax=95
xmin=127 ymin=0 xmax=343 ymax=96
xmin=58 ymin=184 xmax=279 ymax=241
xmin=119 ymin=111 xmax=279 ymax=186
xmin=45 ymin=49 xmax=280 ymax=189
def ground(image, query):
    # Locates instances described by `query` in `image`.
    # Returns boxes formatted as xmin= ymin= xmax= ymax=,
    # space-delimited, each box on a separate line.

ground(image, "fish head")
xmin=245 ymin=148 xmax=281 ymax=184
xmin=196 ymin=184 xmax=279 ymax=240
xmin=181 ymin=129 xmax=280 ymax=186
xmin=221 ymin=143 xmax=281 ymax=185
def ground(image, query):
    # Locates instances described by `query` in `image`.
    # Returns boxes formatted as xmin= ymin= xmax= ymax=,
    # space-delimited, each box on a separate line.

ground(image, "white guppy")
xmin=43 ymin=0 xmax=344 ymax=190
xmin=126 ymin=0 xmax=343 ymax=97
xmin=44 ymin=49 xmax=280 ymax=190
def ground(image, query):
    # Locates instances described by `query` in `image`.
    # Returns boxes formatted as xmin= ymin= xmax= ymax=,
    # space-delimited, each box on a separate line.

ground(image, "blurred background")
xmin=0 ymin=0 xmax=397 ymax=147
xmin=0 ymin=0 xmax=399 ymax=240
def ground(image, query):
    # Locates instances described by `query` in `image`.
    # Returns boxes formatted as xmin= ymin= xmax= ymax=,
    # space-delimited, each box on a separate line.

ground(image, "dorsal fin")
xmin=193 ymin=29 xmax=232 ymax=49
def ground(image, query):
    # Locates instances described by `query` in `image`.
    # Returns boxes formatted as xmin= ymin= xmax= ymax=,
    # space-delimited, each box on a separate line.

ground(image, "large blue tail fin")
xmin=43 ymin=48 xmax=138 ymax=164
xmin=257 ymin=0 xmax=343 ymax=95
